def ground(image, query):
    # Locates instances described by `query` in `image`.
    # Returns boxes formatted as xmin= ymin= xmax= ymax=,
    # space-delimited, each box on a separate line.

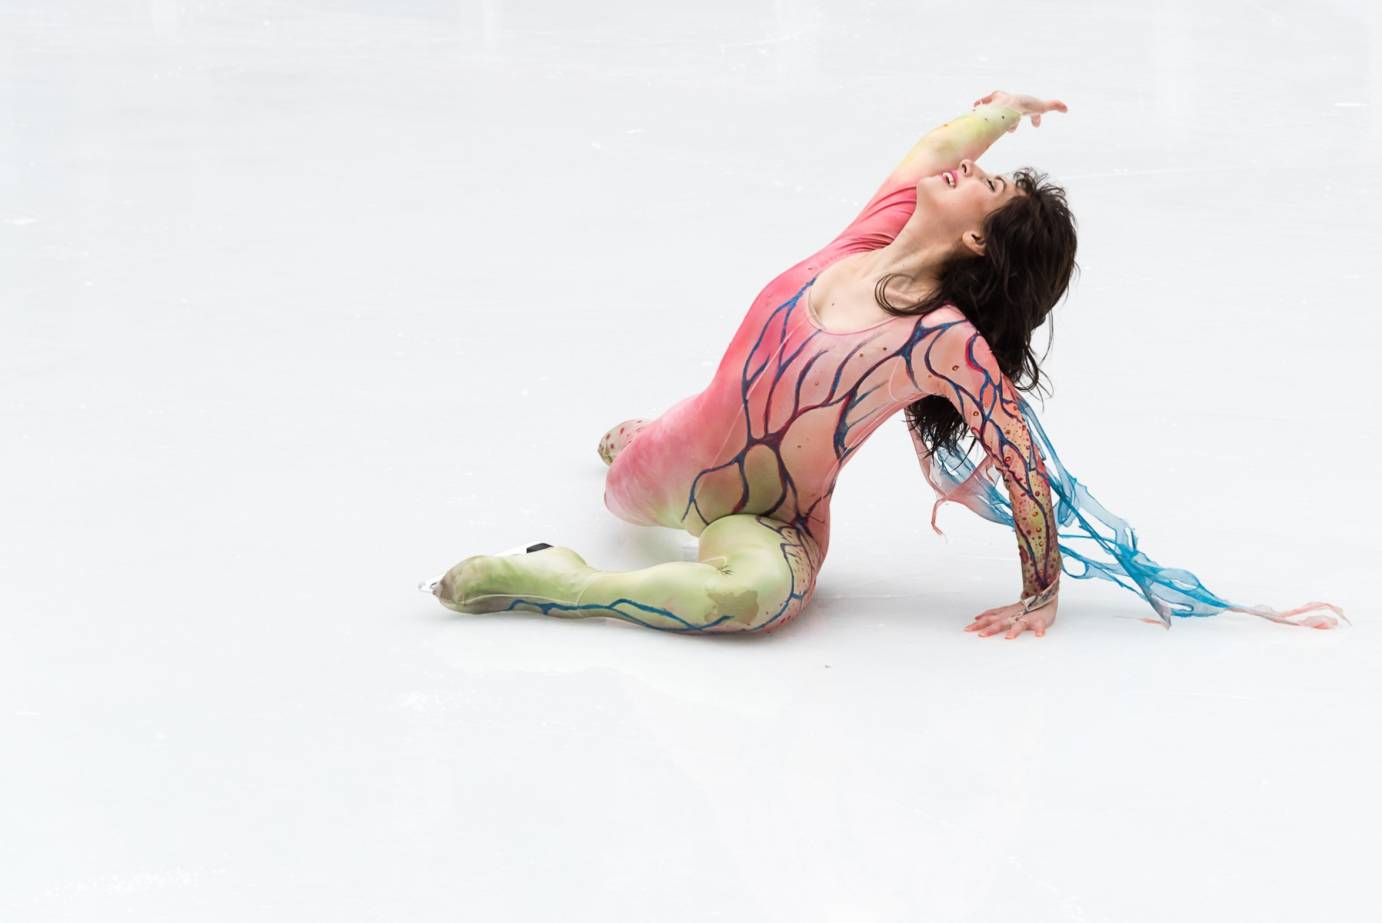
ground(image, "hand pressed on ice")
xmin=972 ymin=90 xmax=1068 ymax=130
xmin=965 ymin=596 xmax=1058 ymax=639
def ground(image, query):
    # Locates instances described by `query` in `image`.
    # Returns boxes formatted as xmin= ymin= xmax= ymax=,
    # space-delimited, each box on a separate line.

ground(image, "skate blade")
xmin=493 ymin=541 xmax=554 ymax=556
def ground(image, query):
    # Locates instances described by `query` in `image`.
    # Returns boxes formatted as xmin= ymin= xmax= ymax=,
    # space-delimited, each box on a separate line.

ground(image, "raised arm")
xmin=831 ymin=92 xmax=1067 ymax=251
xmin=894 ymin=91 xmax=1066 ymax=185
xmin=863 ymin=103 xmax=1019 ymax=204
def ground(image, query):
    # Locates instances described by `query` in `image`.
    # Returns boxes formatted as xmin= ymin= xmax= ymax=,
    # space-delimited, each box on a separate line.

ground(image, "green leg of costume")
xmin=435 ymin=513 xmax=818 ymax=635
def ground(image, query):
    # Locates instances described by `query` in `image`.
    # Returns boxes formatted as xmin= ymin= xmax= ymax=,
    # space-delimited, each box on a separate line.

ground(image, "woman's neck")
xmin=850 ymin=226 xmax=952 ymax=303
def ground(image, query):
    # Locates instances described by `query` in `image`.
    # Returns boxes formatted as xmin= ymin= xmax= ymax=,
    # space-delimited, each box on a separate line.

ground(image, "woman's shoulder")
xmin=918 ymin=304 xmax=1000 ymax=364
xmin=916 ymin=302 xmax=975 ymax=333
xmin=927 ymin=302 xmax=970 ymax=324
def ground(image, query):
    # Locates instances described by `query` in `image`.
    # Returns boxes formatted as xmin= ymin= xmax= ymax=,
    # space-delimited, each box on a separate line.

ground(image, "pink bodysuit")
xmin=599 ymin=180 xmax=1343 ymax=630
xmin=602 ymin=180 xmax=1061 ymax=601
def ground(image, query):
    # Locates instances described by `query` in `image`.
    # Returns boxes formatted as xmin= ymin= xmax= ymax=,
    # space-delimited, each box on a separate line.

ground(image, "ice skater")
xmin=423 ymin=90 xmax=1343 ymax=637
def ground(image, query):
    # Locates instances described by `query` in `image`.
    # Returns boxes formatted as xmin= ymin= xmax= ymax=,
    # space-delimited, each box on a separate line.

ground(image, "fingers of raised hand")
xmin=973 ymin=89 xmax=1001 ymax=107
xmin=1035 ymin=100 xmax=1068 ymax=123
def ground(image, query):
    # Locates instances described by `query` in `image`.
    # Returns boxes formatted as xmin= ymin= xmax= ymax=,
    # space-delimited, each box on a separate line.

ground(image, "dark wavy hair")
xmin=875 ymin=166 xmax=1078 ymax=459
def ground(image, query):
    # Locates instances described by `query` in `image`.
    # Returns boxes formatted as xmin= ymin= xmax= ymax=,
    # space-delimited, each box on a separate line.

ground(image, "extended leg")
xmin=435 ymin=514 xmax=822 ymax=634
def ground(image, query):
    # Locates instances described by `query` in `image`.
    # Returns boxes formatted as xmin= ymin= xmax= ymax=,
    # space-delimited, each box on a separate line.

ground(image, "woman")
xmin=425 ymin=90 xmax=1344 ymax=637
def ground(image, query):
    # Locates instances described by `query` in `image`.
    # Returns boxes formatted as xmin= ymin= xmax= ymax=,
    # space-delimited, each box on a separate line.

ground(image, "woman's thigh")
xmin=570 ymin=512 xmax=824 ymax=633
xmin=690 ymin=513 xmax=825 ymax=634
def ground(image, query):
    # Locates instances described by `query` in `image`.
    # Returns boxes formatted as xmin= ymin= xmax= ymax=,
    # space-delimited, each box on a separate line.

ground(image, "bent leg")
xmin=436 ymin=514 xmax=822 ymax=634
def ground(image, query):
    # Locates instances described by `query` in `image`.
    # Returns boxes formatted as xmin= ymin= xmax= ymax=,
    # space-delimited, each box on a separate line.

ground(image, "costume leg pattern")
xmin=436 ymin=513 xmax=822 ymax=634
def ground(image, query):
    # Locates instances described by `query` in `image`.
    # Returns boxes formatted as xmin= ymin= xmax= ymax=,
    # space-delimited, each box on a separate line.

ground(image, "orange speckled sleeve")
xmin=895 ymin=313 xmax=1342 ymax=628
xmin=922 ymin=319 xmax=1061 ymax=598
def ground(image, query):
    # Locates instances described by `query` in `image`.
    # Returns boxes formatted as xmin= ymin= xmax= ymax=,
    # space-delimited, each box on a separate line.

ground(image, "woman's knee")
xmin=694 ymin=566 xmax=779 ymax=632
xmin=693 ymin=567 xmax=815 ymax=634
xmin=697 ymin=517 xmax=820 ymax=634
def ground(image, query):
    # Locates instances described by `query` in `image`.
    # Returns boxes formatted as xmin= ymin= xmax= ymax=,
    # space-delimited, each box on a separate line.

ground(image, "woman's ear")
xmin=961 ymin=230 xmax=986 ymax=257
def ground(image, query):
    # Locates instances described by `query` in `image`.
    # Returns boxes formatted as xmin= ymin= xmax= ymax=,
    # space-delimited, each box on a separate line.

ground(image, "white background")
xmin=2 ymin=1 xmax=1379 ymax=920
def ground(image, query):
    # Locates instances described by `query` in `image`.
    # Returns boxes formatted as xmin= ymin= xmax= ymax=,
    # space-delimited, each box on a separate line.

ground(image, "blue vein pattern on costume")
xmin=682 ymin=278 xmax=930 ymax=541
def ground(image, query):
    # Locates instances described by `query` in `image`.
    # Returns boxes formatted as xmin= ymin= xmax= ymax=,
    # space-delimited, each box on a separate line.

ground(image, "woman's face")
xmin=914 ymin=158 xmax=1023 ymax=254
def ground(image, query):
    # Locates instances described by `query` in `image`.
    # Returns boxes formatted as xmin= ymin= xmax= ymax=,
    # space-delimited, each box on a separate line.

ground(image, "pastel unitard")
xmin=441 ymin=104 xmax=1344 ymax=633
xmin=599 ymin=186 xmax=1063 ymax=592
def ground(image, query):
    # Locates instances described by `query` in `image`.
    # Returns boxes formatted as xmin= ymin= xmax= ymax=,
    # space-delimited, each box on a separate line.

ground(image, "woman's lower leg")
xmin=435 ymin=514 xmax=821 ymax=634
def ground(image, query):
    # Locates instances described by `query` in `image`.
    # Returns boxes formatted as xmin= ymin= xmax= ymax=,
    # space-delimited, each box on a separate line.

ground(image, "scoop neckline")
xmin=803 ymin=258 xmax=906 ymax=335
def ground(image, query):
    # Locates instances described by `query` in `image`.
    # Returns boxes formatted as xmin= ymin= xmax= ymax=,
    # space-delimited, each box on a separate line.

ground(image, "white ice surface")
xmin=3 ymin=2 xmax=1380 ymax=921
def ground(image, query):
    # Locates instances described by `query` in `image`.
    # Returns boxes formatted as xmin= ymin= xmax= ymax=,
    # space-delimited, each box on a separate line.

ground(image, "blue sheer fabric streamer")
xmin=922 ymin=396 xmax=1345 ymax=629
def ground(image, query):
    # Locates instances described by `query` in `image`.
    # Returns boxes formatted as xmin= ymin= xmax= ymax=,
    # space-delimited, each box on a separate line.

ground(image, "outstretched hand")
xmin=965 ymin=596 xmax=1059 ymax=638
xmin=972 ymin=91 xmax=1068 ymax=130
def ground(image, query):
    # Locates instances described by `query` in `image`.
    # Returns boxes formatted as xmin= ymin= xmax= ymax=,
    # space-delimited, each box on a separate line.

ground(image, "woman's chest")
xmin=806 ymin=276 xmax=899 ymax=334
